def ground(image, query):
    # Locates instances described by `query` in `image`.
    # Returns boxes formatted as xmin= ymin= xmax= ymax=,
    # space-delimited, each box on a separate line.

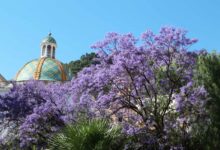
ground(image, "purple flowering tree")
xmin=0 ymin=80 xmax=99 ymax=148
xmin=0 ymin=79 xmax=102 ymax=149
xmin=0 ymin=81 xmax=74 ymax=148
xmin=70 ymin=27 xmax=208 ymax=149
xmin=18 ymin=81 xmax=72 ymax=147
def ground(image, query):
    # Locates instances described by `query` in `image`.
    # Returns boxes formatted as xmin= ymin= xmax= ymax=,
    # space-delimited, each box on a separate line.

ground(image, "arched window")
xmin=47 ymin=45 xmax=51 ymax=51
xmin=43 ymin=45 xmax=46 ymax=50
xmin=42 ymin=45 xmax=46 ymax=57
xmin=52 ymin=47 xmax=55 ymax=58
xmin=47 ymin=45 xmax=51 ymax=57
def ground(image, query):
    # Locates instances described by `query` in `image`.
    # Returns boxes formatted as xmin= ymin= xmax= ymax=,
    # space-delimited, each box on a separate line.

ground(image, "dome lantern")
xmin=40 ymin=33 xmax=57 ymax=59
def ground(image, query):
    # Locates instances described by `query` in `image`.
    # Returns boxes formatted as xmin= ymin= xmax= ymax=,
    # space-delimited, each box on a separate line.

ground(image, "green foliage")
xmin=65 ymin=52 xmax=97 ymax=77
xmin=195 ymin=51 xmax=220 ymax=149
xmin=48 ymin=119 xmax=125 ymax=150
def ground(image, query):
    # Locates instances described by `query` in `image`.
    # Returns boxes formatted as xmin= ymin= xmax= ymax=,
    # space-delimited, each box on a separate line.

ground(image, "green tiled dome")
xmin=41 ymin=33 xmax=56 ymax=44
xmin=16 ymin=58 xmax=68 ymax=81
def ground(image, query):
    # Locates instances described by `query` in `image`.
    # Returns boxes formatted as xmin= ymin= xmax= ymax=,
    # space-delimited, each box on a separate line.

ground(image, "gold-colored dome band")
xmin=34 ymin=58 xmax=46 ymax=80
xmin=54 ymin=59 xmax=67 ymax=81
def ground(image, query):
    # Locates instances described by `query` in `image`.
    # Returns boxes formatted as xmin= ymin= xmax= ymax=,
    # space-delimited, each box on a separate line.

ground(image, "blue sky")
xmin=0 ymin=0 xmax=219 ymax=79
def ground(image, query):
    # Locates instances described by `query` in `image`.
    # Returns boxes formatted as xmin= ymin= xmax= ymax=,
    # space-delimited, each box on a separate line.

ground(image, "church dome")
xmin=15 ymin=58 xmax=68 ymax=81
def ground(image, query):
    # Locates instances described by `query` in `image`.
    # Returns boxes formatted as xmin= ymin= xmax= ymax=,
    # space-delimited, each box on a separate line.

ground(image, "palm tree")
xmin=48 ymin=119 xmax=124 ymax=150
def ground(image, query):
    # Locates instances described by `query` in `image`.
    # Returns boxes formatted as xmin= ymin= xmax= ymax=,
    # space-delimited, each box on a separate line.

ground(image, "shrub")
xmin=48 ymin=119 xmax=125 ymax=150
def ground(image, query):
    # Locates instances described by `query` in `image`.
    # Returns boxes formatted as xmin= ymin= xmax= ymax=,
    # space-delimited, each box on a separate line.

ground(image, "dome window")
xmin=52 ymin=46 xmax=55 ymax=59
xmin=47 ymin=45 xmax=51 ymax=57
xmin=47 ymin=45 xmax=51 ymax=51
xmin=42 ymin=45 xmax=46 ymax=57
